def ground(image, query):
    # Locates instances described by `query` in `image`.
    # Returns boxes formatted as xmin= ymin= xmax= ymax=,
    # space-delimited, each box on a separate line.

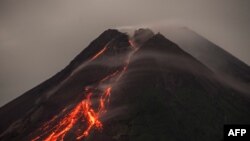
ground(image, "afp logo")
xmin=224 ymin=125 xmax=249 ymax=141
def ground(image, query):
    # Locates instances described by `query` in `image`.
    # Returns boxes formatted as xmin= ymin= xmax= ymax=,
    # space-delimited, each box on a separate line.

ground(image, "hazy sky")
xmin=0 ymin=0 xmax=250 ymax=107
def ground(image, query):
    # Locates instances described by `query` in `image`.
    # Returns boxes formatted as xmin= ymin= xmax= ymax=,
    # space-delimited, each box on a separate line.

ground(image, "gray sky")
xmin=0 ymin=0 xmax=250 ymax=107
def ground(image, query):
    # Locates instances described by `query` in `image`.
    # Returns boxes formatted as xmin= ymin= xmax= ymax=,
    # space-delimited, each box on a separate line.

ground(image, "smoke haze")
xmin=1 ymin=0 xmax=250 ymax=106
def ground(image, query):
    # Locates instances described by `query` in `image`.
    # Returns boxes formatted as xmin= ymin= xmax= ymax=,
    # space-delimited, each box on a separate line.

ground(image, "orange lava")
xmin=31 ymin=43 xmax=136 ymax=141
xmin=32 ymin=86 xmax=112 ymax=141
xmin=43 ymin=100 xmax=82 ymax=141
xmin=90 ymin=47 xmax=107 ymax=61
xmin=76 ymin=87 xmax=111 ymax=140
xmin=76 ymin=93 xmax=102 ymax=139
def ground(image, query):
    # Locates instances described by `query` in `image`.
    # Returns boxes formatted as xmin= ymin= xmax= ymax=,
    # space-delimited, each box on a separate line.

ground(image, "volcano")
xmin=0 ymin=28 xmax=250 ymax=141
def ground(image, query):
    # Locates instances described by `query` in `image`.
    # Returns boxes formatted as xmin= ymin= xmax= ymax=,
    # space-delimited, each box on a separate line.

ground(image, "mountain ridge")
xmin=160 ymin=26 xmax=250 ymax=83
xmin=0 ymin=28 xmax=249 ymax=141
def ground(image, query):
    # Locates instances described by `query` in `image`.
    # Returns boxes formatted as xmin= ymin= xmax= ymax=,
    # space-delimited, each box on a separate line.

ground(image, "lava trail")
xmin=31 ymin=43 xmax=136 ymax=141
xmin=90 ymin=47 xmax=107 ymax=61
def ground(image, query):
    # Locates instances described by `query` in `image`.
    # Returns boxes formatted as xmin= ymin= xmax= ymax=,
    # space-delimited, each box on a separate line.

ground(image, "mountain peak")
xmin=101 ymin=29 xmax=121 ymax=36
xmin=138 ymin=32 xmax=187 ymax=55
xmin=1 ymin=28 xmax=250 ymax=141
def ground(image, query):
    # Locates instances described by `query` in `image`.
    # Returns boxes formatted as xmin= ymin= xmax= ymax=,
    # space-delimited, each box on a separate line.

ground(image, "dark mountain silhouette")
xmin=0 ymin=28 xmax=249 ymax=141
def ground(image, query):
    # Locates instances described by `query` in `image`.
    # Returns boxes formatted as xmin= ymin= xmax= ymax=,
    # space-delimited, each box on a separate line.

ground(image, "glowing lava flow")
xmin=31 ymin=42 xmax=136 ymax=141
xmin=43 ymin=102 xmax=82 ymax=141
xmin=76 ymin=87 xmax=112 ymax=140
xmin=90 ymin=47 xmax=107 ymax=61
xmin=77 ymin=93 xmax=102 ymax=139
xmin=32 ymin=86 xmax=114 ymax=141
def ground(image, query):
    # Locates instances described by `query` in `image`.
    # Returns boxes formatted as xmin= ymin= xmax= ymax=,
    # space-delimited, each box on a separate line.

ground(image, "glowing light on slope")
xmin=77 ymin=93 xmax=102 ymax=139
xmin=43 ymin=101 xmax=82 ymax=141
xmin=32 ymin=86 xmax=112 ymax=141
xmin=129 ymin=39 xmax=136 ymax=49
xmin=98 ymin=87 xmax=111 ymax=113
xmin=76 ymin=87 xmax=112 ymax=140
xmin=100 ymin=70 xmax=120 ymax=82
xmin=31 ymin=41 xmax=137 ymax=141
xmin=90 ymin=47 xmax=107 ymax=61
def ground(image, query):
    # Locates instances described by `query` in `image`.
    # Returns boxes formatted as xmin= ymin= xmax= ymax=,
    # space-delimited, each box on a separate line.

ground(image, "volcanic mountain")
xmin=160 ymin=26 xmax=250 ymax=85
xmin=0 ymin=28 xmax=250 ymax=141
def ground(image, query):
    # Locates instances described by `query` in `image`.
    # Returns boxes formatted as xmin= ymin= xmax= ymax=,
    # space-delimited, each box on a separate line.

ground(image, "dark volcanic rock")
xmin=0 ymin=29 xmax=131 ymax=141
xmin=0 ymin=28 xmax=250 ymax=141
xmin=162 ymin=26 xmax=250 ymax=84
xmin=104 ymin=33 xmax=250 ymax=141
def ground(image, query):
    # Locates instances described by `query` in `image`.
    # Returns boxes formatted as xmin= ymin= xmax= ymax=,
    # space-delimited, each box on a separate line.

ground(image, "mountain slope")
xmin=101 ymin=33 xmax=250 ymax=141
xmin=0 ymin=29 xmax=249 ymax=141
xmin=160 ymin=26 xmax=250 ymax=84
xmin=0 ymin=29 xmax=132 ymax=140
xmin=0 ymin=29 xmax=124 ymax=132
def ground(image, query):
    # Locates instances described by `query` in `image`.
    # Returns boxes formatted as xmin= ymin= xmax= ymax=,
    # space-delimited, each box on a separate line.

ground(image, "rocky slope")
xmin=0 ymin=28 xmax=249 ymax=141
